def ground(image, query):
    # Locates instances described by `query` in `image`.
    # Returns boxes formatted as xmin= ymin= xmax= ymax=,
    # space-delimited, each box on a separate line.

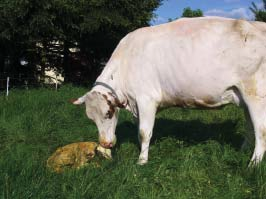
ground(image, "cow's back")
xmin=100 ymin=17 xmax=266 ymax=106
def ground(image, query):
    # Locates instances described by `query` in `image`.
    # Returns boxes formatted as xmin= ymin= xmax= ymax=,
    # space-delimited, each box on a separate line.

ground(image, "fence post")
xmin=6 ymin=77 xmax=9 ymax=97
xmin=25 ymin=80 xmax=28 ymax=90
xmin=55 ymin=75 xmax=58 ymax=91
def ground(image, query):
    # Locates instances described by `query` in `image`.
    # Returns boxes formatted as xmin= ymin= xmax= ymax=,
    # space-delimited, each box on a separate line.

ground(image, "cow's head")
xmin=73 ymin=91 xmax=120 ymax=149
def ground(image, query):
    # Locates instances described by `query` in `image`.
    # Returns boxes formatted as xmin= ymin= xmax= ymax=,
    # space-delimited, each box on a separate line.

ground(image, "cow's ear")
xmin=105 ymin=92 xmax=126 ymax=108
xmin=101 ymin=94 xmax=115 ymax=119
xmin=70 ymin=98 xmax=79 ymax=104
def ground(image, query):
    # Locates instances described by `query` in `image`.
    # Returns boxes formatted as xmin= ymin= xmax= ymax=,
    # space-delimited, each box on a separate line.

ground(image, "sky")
xmin=152 ymin=0 xmax=264 ymax=25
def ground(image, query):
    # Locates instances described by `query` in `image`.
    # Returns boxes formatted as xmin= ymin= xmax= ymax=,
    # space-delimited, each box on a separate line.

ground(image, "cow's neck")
xmin=93 ymin=64 xmax=126 ymax=107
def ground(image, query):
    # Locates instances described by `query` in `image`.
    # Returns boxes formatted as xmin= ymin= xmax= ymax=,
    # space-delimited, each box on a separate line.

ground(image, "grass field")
xmin=0 ymin=86 xmax=266 ymax=199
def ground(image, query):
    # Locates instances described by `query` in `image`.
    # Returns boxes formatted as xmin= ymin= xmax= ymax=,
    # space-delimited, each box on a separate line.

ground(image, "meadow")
xmin=0 ymin=86 xmax=266 ymax=199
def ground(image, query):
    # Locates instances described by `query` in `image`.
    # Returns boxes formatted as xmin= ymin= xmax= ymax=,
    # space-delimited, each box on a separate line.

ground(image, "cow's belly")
xmin=159 ymin=87 xmax=240 ymax=108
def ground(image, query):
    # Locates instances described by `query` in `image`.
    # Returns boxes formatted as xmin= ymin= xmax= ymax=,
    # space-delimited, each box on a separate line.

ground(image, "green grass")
xmin=0 ymin=85 xmax=266 ymax=199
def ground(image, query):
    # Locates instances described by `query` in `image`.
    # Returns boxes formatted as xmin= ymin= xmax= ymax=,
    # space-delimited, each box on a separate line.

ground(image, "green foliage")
xmin=181 ymin=7 xmax=203 ymax=18
xmin=250 ymin=0 xmax=266 ymax=22
xmin=0 ymin=0 xmax=162 ymax=81
xmin=167 ymin=7 xmax=203 ymax=23
xmin=0 ymin=86 xmax=266 ymax=198
xmin=77 ymin=0 xmax=163 ymax=80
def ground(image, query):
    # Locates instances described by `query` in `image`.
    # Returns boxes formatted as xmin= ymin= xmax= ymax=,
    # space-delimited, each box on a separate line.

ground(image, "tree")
xmin=77 ymin=0 xmax=163 ymax=81
xmin=181 ymin=7 xmax=203 ymax=18
xmin=0 ymin=0 xmax=60 ymax=80
xmin=0 ymin=0 xmax=163 ymax=83
xmin=250 ymin=0 xmax=266 ymax=22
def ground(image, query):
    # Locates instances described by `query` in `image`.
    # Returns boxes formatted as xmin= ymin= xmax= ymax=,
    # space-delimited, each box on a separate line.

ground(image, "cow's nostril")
xmin=100 ymin=142 xmax=108 ymax=148
xmin=100 ymin=142 xmax=113 ymax=149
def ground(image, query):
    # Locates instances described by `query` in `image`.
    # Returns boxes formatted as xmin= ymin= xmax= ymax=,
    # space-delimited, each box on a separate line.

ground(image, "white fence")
xmin=0 ymin=76 xmax=61 ymax=97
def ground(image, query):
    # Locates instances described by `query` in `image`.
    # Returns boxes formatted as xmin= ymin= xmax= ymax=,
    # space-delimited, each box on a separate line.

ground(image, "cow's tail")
xmin=70 ymin=94 xmax=87 ymax=105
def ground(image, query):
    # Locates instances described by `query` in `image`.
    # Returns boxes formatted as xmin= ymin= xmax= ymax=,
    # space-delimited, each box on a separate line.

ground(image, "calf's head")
xmin=74 ymin=91 xmax=119 ymax=148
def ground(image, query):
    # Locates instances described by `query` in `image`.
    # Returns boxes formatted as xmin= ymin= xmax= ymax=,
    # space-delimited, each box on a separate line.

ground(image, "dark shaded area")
xmin=0 ymin=0 xmax=162 ymax=84
xmin=116 ymin=118 xmax=244 ymax=150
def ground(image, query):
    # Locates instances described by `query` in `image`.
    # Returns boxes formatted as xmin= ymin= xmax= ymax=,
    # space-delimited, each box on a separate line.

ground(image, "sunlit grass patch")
xmin=0 ymin=86 xmax=265 ymax=199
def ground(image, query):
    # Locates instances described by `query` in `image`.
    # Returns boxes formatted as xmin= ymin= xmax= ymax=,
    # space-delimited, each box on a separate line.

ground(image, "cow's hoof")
xmin=248 ymin=160 xmax=259 ymax=168
xmin=137 ymin=159 xmax=147 ymax=165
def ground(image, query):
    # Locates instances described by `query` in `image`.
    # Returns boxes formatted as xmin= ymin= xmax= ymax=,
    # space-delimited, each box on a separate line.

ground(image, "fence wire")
xmin=0 ymin=76 xmax=62 ymax=96
xmin=0 ymin=72 xmax=96 ymax=96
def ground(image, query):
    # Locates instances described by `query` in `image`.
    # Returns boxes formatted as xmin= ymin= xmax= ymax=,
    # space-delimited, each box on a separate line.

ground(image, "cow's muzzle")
xmin=100 ymin=142 xmax=114 ymax=149
xmin=99 ymin=136 xmax=116 ymax=149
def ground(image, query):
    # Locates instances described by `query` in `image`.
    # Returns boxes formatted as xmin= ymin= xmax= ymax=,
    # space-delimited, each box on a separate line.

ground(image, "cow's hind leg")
xmin=241 ymin=104 xmax=255 ymax=151
xmin=242 ymin=97 xmax=266 ymax=166
xmin=136 ymin=99 xmax=157 ymax=165
xmin=239 ymin=62 xmax=266 ymax=166
xmin=249 ymin=100 xmax=266 ymax=166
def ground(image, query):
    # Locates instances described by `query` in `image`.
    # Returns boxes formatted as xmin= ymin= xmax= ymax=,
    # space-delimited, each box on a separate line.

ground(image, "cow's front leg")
xmin=137 ymin=100 xmax=157 ymax=165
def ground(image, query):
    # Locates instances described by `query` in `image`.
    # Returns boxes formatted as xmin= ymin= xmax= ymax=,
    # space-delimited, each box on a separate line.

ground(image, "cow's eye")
xmin=105 ymin=110 xmax=112 ymax=119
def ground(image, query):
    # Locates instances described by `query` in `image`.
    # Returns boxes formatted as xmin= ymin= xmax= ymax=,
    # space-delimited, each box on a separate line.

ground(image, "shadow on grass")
xmin=116 ymin=118 xmax=244 ymax=150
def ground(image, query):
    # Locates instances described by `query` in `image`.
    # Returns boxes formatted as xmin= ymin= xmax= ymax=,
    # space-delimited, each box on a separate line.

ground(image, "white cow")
xmin=73 ymin=17 xmax=266 ymax=165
